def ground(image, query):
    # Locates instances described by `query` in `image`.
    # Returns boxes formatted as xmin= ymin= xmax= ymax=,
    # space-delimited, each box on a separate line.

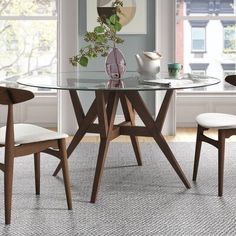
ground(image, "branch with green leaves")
xmin=70 ymin=0 xmax=124 ymax=67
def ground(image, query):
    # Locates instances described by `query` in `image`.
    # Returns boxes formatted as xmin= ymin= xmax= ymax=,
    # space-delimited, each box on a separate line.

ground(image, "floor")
xmin=77 ymin=127 xmax=236 ymax=143
xmin=1 ymin=141 xmax=236 ymax=234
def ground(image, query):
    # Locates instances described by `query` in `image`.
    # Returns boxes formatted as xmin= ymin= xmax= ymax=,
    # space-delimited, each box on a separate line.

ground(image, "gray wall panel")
xmin=78 ymin=0 xmax=155 ymax=115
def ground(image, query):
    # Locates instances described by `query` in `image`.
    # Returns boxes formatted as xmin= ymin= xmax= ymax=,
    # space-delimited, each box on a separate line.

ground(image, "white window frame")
xmin=176 ymin=3 xmax=236 ymax=94
xmin=156 ymin=0 xmax=236 ymax=130
xmin=0 ymin=1 xmax=59 ymax=127
xmin=174 ymin=1 xmax=236 ymax=128
xmin=155 ymin=0 xmax=176 ymax=135
xmin=57 ymin=0 xmax=78 ymax=134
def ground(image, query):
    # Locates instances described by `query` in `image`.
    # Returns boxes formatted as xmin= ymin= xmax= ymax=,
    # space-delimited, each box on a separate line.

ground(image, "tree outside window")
xmin=224 ymin=24 xmax=236 ymax=53
xmin=0 ymin=0 xmax=57 ymax=80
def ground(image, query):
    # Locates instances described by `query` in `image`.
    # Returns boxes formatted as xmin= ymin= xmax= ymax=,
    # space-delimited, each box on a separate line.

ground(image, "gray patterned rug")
xmin=0 ymin=142 xmax=236 ymax=235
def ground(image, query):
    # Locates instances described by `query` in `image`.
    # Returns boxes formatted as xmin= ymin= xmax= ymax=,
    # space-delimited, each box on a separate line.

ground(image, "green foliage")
xmin=70 ymin=0 xmax=124 ymax=67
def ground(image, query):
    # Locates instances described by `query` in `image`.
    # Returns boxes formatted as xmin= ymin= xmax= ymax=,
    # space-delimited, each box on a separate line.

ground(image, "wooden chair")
xmin=0 ymin=86 xmax=72 ymax=224
xmin=193 ymin=75 xmax=236 ymax=196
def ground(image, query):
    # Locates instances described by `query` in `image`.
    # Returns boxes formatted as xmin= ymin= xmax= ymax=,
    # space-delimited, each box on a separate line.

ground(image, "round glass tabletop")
xmin=17 ymin=71 xmax=220 ymax=91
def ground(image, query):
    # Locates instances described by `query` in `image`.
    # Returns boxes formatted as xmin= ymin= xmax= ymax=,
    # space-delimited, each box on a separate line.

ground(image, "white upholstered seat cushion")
xmin=0 ymin=124 xmax=68 ymax=145
xmin=196 ymin=113 xmax=236 ymax=129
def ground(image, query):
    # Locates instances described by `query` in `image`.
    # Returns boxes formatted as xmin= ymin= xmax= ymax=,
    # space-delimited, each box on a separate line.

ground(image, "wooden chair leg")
xmin=193 ymin=125 xmax=203 ymax=181
xmin=218 ymin=130 xmax=225 ymax=197
xmin=4 ymin=154 xmax=14 ymax=225
xmin=58 ymin=139 xmax=72 ymax=210
xmin=34 ymin=153 xmax=40 ymax=195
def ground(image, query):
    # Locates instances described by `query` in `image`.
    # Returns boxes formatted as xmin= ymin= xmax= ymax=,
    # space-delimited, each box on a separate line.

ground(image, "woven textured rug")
xmin=0 ymin=142 xmax=236 ymax=235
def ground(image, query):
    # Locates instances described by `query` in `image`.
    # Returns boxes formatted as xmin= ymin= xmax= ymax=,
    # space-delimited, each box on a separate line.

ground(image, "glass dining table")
xmin=17 ymin=72 xmax=220 ymax=203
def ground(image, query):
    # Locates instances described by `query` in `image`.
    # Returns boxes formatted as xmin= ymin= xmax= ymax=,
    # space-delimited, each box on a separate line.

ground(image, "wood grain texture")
xmin=0 ymin=86 xmax=72 ymax=224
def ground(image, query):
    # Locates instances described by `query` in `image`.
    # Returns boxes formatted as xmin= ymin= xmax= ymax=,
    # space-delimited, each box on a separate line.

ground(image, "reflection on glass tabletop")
xmin=16 ymin=71 xmax=220 ymax=91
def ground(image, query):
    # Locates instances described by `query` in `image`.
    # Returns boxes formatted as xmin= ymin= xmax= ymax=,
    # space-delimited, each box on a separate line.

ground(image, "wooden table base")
xmin=53 ymin=89 xmax=191 ymax=203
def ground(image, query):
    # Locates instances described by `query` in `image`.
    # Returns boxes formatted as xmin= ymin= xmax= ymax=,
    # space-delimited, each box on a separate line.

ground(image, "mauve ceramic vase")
xmin=105 ymin=47 xmax=126 ymax=80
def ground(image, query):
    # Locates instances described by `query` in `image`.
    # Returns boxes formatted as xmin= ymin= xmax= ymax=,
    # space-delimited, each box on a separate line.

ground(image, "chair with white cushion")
xmin=192 ymin=75 xmax=236 ymax=196
xmin=0 ymin=86 xmax=72 ymax=224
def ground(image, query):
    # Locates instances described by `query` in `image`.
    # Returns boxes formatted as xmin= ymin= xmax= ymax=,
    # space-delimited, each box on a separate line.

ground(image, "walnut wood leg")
xmin=120 ymin=94 xmax=142 ymax=166
xmin=90 ymin=138 xmax=110 ymax=203
xmin=58 ymin=139 xmax=72 ymax=210
xmin=218 ymin=130 xmax=225 ymax=197
xmin=125 ymin=91 xmax=191 ymax=189
xmin=69 ymin=90 xmax=85 ymax=124
xmin=192 ymin=125 xmax=204 ymax=181
xmin=153 ymin=133 xmax=191 ymax=189
xmin=53 ymin=97 xmax=98 ymax=176
xmin=90 ymin=91 xmax=119 ymax=203
xmin=34 ymin=153 xmax=40 ymax=195
xmin=4 ymin=154 xmax=14 ymax=225
xmin=130 ymin=136 xmax=142 ymax=166
xmin=52 ymin=128 xmax=86 ymax=176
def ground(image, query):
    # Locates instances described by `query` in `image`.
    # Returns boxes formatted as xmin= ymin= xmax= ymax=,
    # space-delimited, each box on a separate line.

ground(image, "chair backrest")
xmin=0 ymin=87 xmax=34 ymax=147
xmin=225 ymin=75 xmax=236 ymax=87
xmin=0 ymin=86 xmax=34 ymax=105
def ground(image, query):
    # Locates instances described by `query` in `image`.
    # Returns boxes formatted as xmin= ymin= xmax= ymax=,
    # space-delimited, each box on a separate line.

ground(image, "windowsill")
xmin=191 ymin=51 xmax=207 ymax=53
xmin=223 ymin=51 xmax=236 ymax=54
xmin=32 ymin=90 xmax=57 ymax=95
xmin=177 ymin=81 xmax=236 ymax=94
xmin=177 ymin=88 xmax=236 ymax=95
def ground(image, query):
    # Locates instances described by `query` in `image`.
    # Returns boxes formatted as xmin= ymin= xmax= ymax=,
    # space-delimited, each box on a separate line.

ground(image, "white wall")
xmin=177 ymin=92 xmax=236 ymax=127
xmin=0 ymin=92 xmax=57 ymax=128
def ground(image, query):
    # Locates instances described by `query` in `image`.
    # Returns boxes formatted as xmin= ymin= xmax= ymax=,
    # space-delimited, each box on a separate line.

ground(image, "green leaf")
xmin=79 ymin=56 xmax=88 ymax=67
xmin=116 ymin=37 xmax=124 ymax=44
xmin=114 ymin=22 xmax=122 ymax=32
xmin=96 ymin=35 xmax=105 ymax=43
xmin=106 ymin=18 xmax=111 ymax=25
xmin=101 ymin=52 xmax=108 ymax=57
xmin=94 ymin=26 xmax=104 ymax=33
xmin=110 ymin=14 xmax=118 ymax=24
xmin=109 ymin=25 xmax=116 ymax=31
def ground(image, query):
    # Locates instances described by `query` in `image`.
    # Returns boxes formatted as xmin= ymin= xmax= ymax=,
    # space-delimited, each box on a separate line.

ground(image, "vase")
xmin=105 ymin=47 xmax=126 ymax=80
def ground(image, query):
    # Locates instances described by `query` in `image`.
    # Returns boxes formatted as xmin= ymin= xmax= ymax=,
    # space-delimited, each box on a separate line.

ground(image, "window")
xmin=223 ymin=70 xmax=236 ymax=90
xmin=191 ymin=27 xmax=206 ymax=52
xmin=222 ymin=63 xmax=236 ymax=77
xmin=176 ymin=0 xmax=236 ymax=92
xmin=189 ymin=63 xmax=209 ymax=75
xmin=189 ymin=21 xmax=208 ymax=53
xmin=0 ymin=0 xmax=58 ymax=88
xmin=191 ymin=70 xmax=206 ymax=76
xmin=224 ymin=70 xmax=235 ymax=77
xmin=222 ymin=21 xmax=236 ymax=53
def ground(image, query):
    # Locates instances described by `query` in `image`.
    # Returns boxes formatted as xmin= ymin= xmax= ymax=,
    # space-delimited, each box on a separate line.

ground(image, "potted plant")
xmin=69 ymin=0 xmax=126 ymax=80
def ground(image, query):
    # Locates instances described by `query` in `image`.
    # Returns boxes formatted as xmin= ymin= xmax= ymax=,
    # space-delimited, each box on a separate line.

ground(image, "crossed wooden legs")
xmin=120 ymin=94 xmax=142 ymax=166
xmin=53 ymin=89 xmax=190 ymax=203
xmin=125 ymin=91 xmax=190 ymax=190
